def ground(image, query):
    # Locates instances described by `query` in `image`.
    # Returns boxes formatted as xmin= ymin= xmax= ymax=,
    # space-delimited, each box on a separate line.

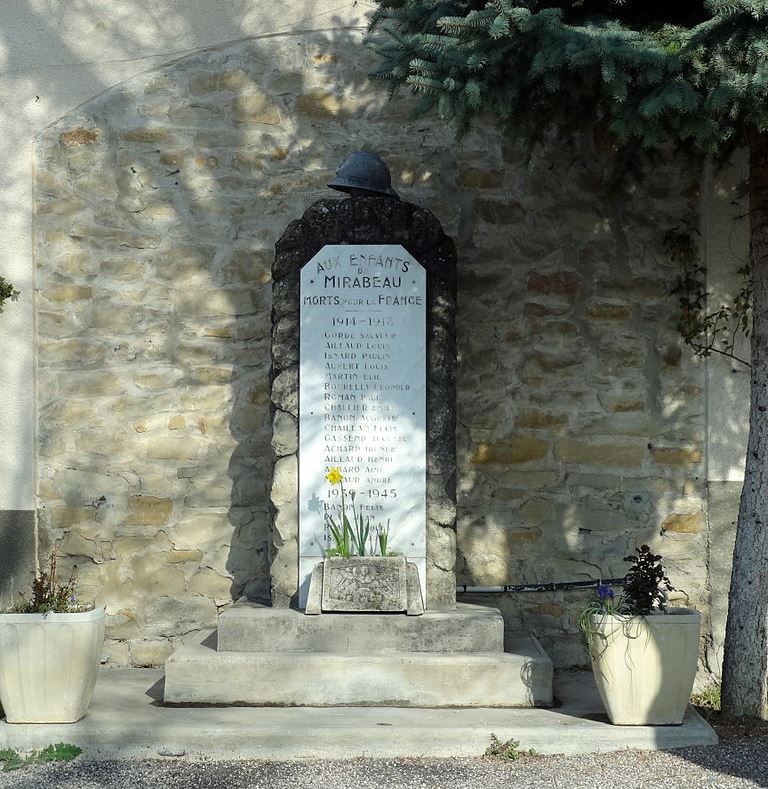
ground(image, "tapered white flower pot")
xmin=0 ymin=607 xmax=105 ymax=723
xmin=587 ymin=607 xmax=700 ymax=725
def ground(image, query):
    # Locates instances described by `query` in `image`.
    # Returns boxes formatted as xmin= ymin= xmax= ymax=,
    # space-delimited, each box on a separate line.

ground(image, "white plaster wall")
xmin=0 ymin=0 xmax=369 ymax=510
xmin=702 ymin=154 xmax=750 ymax=483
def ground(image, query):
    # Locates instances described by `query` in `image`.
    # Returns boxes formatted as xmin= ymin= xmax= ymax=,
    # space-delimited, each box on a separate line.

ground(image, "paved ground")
xmin=2 ymin=739 xmax=768 ymax=789
xmin=0 ymin=669 xmax=717 ymax=759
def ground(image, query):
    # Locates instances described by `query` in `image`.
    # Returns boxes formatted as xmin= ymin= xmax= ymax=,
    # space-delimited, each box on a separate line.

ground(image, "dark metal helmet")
xmin=327 ymin=151 xmax=399 ymax=199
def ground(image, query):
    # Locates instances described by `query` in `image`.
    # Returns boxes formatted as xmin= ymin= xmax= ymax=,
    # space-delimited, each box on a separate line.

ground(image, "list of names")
xmin=298 ymin=244 xmax=426 ymax=604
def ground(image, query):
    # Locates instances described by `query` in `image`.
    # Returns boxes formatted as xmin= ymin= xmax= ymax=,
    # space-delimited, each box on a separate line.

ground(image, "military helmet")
xmin=328 ymin=151 xmax=399 ymax=199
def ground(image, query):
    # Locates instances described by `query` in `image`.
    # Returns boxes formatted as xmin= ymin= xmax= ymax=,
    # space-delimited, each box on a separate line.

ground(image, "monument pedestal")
xmin=164 ymin=601 xmax=553 ymax=708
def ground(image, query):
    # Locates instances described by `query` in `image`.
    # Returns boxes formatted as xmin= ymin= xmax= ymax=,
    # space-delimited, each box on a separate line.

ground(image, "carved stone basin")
xmin=305 ymin=556 xmax=424 ymax=616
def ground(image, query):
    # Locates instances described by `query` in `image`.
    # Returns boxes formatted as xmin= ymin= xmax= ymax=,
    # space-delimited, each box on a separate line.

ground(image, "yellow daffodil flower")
xmin=325 ymin=467 xmax=343 ymax=485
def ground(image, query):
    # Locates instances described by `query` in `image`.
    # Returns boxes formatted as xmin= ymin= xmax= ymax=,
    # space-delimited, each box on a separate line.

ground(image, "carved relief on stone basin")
xmin=306 ymin=556 xmax=424 ymax=616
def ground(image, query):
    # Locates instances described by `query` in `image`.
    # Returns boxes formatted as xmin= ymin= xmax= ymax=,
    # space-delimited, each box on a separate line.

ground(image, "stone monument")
xmin=164 ymin=153 xmax=553 ymax=708
xmin=269 ymin=173 xmax=458 ymax=611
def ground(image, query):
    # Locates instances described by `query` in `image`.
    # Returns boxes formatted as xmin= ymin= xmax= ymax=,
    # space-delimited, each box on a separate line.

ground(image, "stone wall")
xmin=454 ymin=145 xmax=707 ymax=666
xmin=33 ymin=31 xmax=708 ymax=669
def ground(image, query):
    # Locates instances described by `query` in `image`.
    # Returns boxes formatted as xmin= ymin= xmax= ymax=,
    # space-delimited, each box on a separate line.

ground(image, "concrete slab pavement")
xmin=0 ymin=668 xmax=717 ymax=760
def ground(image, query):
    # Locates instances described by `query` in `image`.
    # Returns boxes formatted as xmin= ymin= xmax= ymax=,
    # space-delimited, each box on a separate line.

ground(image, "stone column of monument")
xmin=269 ymin=167 xmax=457 ymax=610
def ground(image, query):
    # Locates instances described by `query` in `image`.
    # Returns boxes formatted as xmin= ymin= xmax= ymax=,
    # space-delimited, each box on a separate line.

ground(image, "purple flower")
xmin=597 ymin=584 xmax=615 ymax=601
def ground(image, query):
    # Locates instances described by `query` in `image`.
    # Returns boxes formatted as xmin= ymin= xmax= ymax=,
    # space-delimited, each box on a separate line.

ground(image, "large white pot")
xmin=0 ymin=607 xmax=105 ymax=723
xmin=587 ymin=607 xmax=700 ymax=725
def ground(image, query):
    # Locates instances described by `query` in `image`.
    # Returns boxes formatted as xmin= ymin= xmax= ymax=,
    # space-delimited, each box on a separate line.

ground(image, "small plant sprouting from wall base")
xmin=0 ymin=275 xmax=19 ymax=314
xmin=691 ymin=683 xmax=721 ymax=713
xmin=484 ymin=734 xmax=538 ymax=761
xmin=0 ymin=743 xmax=82 ymax=771
xmin=667 ymin=227 xmax=751 ymax=369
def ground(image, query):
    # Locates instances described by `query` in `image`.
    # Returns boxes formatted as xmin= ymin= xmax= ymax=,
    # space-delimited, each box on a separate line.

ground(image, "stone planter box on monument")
xmin=306 ymin=556 xmax=424 ymax=616
xmin=164 ymin=153 xmax=553 ymax=708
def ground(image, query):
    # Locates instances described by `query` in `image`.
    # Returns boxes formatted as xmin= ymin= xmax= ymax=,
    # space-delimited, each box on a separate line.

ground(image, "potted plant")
xmin=305 ymin=468 xmax=424 ymax=615
xmin=0 ymin=551 xmax=105 ymax=723
xmin=580 ymin=545 xmax=700 ymax=725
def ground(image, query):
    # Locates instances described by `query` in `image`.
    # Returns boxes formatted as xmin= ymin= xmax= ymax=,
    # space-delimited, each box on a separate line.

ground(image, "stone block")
xmin=119 ymin=128 xmax=175 ymax=143
xmin=474 ymin=199 xmax=524 ymax=224
xmin=165 ymin=549 xmax=203 ymax=563
xmin=662 ymin=512 xmax=705 ymax=534
xmin=59 ymin=530 xmax=99 ymax=560
xmin=59 ymin=127 xmax=99 ymax=146
xmin=47 ymin=505 xmax=96 ymax=529
xmin=527 ymin=272 xmax=581 ymax=297
xmin=294 ymin=90 xmax=355 ymax=119
xmin=271 ymin=410 xmax=298 ymax=456
xmin=457 ymin=168 xmax=503 ymax=188
xmin=515 ymin=411 xmax=569 ymax=430
xmin=146 ymin=439 xmax=200 ymax=461
xmin=125 ymin=496 xmax=172 ymax=526
xmin=164 ymin=629 xmax=553 ymax=707
xmin=587 ymin=303 xmax=631 ymax=320
xmin=270 ymin=455 xmax=297 ymax=510
xmin=231 ymin=93 xmax=280 ymax=125
xmin=471 ymin=437 xmax=549 ymax=465
xmin=555 ymin=438 xmax=645 ymax=467
xmin=188 ymin=568 xmax=233 ymax=603
xmin=45 ymin=285 xmax=93 ymax=303
xmin=652 ymin=447 xmax=703 ymax=466
xmin=168 ymin=512 xmax=232 ymax=552
xmin=191 ymin=70 xmax=252 ymax=94
xmin=188 ymin=367 xmax=233 ymax=385
xmin=218 ymin=601 xmax=504 ymax=653
xmin=164 ymin=628 xmax=552 ymax=707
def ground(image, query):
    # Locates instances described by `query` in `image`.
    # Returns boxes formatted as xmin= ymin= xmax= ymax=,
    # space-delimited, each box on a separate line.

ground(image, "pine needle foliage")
xmin=368 ymin=0 xmax=768 ymax=159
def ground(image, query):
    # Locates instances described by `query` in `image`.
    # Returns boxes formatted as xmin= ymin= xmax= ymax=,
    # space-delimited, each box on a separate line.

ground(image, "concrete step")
xmin=217 ymin=600 xmax=505 ymax=653
xmin=0 ymin=668 xmax=717 ymax=760
xmin=164 ymin=629 xmax=553 ymax=708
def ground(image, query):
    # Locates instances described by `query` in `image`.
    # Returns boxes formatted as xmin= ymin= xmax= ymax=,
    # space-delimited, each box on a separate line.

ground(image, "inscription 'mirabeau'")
xmin=298 ymin=245 xmax=426 ymax=607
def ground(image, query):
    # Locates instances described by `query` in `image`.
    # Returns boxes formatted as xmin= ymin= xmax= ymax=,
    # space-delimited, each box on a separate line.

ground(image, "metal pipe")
xmin=456 ymin=577 xmax=625 ymax=594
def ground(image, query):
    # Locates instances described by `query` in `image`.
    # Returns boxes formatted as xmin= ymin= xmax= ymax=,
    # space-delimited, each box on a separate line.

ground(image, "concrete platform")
xmin=165 ymin=629 xmax=553 ymax=707
xmin=0 ymin=668 xmax=718 ymax=760
xmin=218 ymin=601 xmax=505 ymax=653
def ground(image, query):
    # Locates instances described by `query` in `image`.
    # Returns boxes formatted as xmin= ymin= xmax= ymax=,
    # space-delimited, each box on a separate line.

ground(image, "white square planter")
xmin=587 ymin=607 xmax=700 ymax=725
xmin=0 ymin=607 xmax=105 ymax=723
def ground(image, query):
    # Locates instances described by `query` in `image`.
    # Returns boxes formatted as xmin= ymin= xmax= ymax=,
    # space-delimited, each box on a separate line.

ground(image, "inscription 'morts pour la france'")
xmin=298 ymin=244 xmax=426 ymax=607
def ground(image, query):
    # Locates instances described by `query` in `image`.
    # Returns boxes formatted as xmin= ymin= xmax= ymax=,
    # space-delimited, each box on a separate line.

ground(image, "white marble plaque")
xmin=299 ymin=244 xmax=426 ymax=607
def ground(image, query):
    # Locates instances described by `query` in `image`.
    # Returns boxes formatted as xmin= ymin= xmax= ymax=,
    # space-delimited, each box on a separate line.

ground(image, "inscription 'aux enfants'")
xmin=297 ymin=245 xmax=427 ymax=607
xmin=304 ymin=251 xmax=424 ymax=306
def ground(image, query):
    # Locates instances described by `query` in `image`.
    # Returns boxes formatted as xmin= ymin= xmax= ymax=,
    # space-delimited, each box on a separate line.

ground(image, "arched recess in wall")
xmin=32 ymin=25 xmax=707 ymax=671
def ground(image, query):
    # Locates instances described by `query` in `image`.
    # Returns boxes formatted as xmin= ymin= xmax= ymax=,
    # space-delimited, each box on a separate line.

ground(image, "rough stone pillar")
xmin=269 ymin=196 xmax=457 ymax=608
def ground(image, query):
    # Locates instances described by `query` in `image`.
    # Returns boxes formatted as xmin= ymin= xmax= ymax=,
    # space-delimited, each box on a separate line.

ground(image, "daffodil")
xmin=325 ymin=467 xmax=343 ymax=485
